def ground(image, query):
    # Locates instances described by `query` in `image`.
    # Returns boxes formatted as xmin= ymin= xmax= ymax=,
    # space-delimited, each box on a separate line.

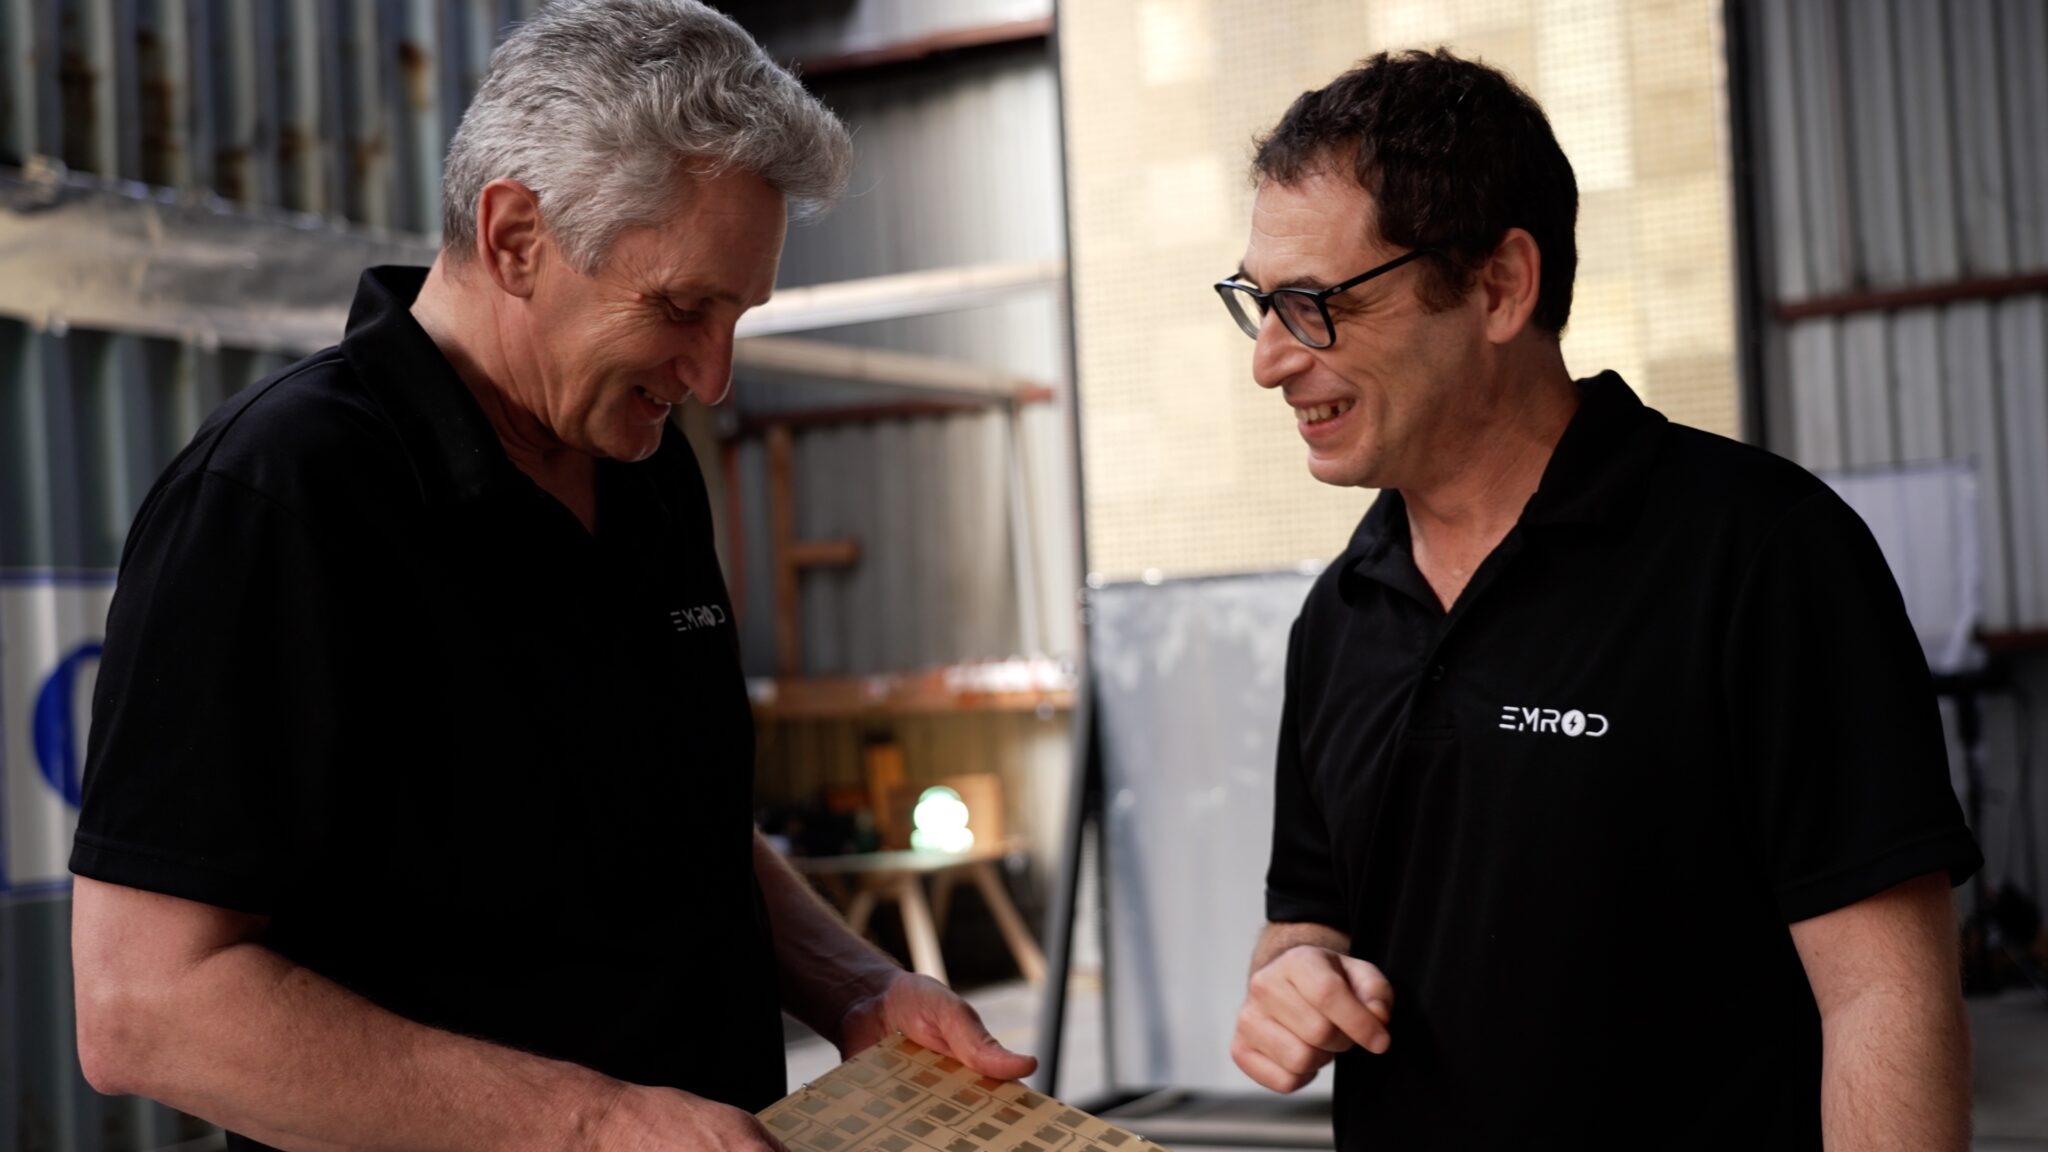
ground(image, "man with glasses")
xmin=1225 ymin=50 xmax=1978 ymax=1149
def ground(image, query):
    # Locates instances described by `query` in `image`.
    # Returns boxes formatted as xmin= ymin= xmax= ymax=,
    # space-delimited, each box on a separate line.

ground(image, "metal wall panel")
xmin=1994 ymin=298 xmax=2048 ymax=627
xmin=0 ymin=6 xmax=534 ymax=1147
xmin=1947 ymin=0 xmax=2012 ymax=278
xmin=1745 ymin=0 xmax=2048 ymax=922
xmin=1939 ymin=304 xmax=2011 ymax=631
xmin=1998 ymin=0 xmax=2048 ymax=270
xmin=1786 ymin=319 xmax=1843 ymax=470
xmin=1840 ymin=312 xmax=1894 ymax=466
xmin=1749 ymin=0 xmax=2048 ymax=631
xmin=1891 ymin=0 xmax=1960 ymax=283
xmin=1841 ymin=0 xmax=1905 ymax=289
xmin=1788 ymin=0 xmax=1851 ymax=296
xmin=1891 ymin=308 xmax=1946 ymax=461
xmin=733 ymin=42 xmax=1076 ymax=673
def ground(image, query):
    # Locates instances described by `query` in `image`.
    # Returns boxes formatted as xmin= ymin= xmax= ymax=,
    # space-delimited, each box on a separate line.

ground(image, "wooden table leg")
xmin=845 ymin=886 xmax=879 ymax=937
xmin=893 ymin=874 xmax=947 ymax=985
xmin=968 ymin=861 xmax=1047 ymax=984
xmin=931 ymin=870 xmax=959 ymax=934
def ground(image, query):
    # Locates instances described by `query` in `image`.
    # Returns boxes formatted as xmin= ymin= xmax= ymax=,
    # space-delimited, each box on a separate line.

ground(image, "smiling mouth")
xmin=1296 ymin=400 xmax=1354 ymax=426
xmin=634 ymin=385 xmax=674 ymax=408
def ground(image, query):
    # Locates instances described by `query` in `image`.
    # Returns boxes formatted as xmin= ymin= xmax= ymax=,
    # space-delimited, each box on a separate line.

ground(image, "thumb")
xmin=942 ymin=1010 xmax=1038 ymax=1081
xmin=1338 ymin=956 xmax=1394 ymax=1025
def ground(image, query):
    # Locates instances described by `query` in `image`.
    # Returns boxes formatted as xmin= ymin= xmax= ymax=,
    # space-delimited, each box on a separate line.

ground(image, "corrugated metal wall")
xmin=729 ymin=43 xmax=1073 ymax=679
xmin=727 ymin=5 xmax=1077 ymax=930
xmin=1749 ymin=0 xmax=2048 ymax=628
xmin=1741 ymin=0 xmax=2048 ymax=921
xmin=0 ymin=4 xmax=571 ymax=1148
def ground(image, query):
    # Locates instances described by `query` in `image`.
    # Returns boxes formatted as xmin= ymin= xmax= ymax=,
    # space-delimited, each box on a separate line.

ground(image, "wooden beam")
xmin=722 ymin=440 xmax=746 ymax=621
xmin=1981 ymin=629 xmax=2048 ymax=657
xmin=737 ymin=259 xmax=1064 ymax=338
xmin=769 ymin=425 xmax=798 ymax=676
xmin=788 ymin=539 xmax=860 ymax=568
xmin=767 ymin=423 xmax=861 ymax=677
xmin=734 ymin=394 xmax=1054 ymax=437
xmin=736 ymin=335 xmax=1054 ymax=404
xmin=789 ymin=17 xmax=1052 ymax=79
xmin=1775 ymin=273 xmax=2048 ymax=321
xmin=748 ymin=663 xmax=1076 ymax=721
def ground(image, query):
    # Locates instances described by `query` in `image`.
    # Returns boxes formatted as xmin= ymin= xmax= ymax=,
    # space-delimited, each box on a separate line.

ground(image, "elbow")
xmin=74 ymin=970 xmax=151 ymax=1098
xmin=73 ymin=929 xmax=196 ymax=1101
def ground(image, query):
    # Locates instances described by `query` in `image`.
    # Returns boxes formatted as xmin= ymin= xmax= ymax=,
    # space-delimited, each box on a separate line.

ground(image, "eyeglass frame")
xmin=1213 ymin=247 xmax=1437 ymax=349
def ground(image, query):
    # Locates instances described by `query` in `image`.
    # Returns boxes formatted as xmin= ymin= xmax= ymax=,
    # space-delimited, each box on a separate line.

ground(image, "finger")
xmin=1231 ymin=1031 xmax=1315 ymax=1094
xmin=933 ymin=1001 xmax=1038 ymax=1081
xmin=1338 ymin=957 xmax=1394 ymax=1026
xmin=1236 ymin=1009 xmax=1338 ymax=1078
xmin=1279 ymin=961 xmax=1389 ymax=1054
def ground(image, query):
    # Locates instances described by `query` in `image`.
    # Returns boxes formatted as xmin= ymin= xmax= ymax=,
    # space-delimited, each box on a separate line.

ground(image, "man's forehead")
xmin=1240 ymin=180 xmax=1390 ymax=286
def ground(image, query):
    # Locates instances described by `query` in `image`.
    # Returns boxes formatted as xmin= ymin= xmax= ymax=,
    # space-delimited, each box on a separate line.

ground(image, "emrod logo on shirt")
xmin=669 ymin=604 xmax=728 ymax=633
xmin=1498 ymin=705 xmax=1609 ymax=738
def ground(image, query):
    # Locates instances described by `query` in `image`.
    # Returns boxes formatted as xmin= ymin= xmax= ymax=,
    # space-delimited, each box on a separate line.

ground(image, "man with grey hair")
xmin=67 ymin=3 xmax=1033 ymax=1150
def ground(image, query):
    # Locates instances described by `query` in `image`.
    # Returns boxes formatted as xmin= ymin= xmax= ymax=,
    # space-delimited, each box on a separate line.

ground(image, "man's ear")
xmin=475 ymin=179 xmax=546 ymax=298
xmin=1478 ymin=227 xmax=1542 ymax=345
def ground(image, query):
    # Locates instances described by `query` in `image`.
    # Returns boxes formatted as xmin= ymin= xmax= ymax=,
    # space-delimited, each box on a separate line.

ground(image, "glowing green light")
xmin=910 ymin=785 xmax=974 ymax=853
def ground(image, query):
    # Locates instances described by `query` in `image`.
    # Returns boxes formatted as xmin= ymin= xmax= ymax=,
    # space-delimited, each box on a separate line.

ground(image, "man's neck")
xmin=411 ymin=257 xmax=598 ymax=531
xmin=1402 ymin=359 xmax=1580 ymax=611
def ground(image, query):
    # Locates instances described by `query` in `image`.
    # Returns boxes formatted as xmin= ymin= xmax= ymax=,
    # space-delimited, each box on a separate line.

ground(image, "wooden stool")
xmin=791 ymin=841 xmax=1047 ymax=987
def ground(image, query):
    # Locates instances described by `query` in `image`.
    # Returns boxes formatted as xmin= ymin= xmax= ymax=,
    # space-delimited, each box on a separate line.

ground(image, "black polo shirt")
xmin=71 ymin=267 xmax=785 ymax=1148
xmin=1267 ymin=372 xmax=1981 ymax=1150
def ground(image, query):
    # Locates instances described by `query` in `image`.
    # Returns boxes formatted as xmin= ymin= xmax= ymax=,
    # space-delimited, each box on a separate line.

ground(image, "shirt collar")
xmin=1340 ymin=371 xmax=1667 ymax=601
xmin=340 ymin=265 xmax=513 ymax=508
xmin=1517 ymin=370 xmax=1667 ymax=530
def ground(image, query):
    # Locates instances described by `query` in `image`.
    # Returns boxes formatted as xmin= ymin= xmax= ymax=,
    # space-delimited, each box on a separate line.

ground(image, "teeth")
xmin=1295 ymin=400 xmax=1352 ymax=425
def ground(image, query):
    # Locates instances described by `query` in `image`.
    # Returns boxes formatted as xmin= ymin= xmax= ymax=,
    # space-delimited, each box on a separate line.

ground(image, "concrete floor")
xmin=788 ymin=978 xmax=2048 ymax=1150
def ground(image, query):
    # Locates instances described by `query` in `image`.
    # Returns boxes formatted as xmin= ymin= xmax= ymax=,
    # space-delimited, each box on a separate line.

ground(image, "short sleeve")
xmin=70 ymin=469 xmax=350 ymax=914
xmin=1723 ymin=489 xmax=1982 ymax=923
xmin=1265 ymin=614 xmax=1347 ymax=928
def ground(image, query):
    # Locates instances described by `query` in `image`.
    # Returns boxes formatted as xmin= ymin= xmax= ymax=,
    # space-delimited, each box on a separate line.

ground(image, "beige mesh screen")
xmin=1061 ymin=0 xmax=1739 ymax=579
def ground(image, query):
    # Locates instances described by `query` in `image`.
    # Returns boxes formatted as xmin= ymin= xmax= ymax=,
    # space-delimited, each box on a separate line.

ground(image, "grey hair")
xmin=440 ymin=0 xmax=854 ymax=271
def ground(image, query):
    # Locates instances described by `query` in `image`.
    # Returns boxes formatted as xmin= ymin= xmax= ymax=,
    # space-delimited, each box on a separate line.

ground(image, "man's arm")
xmin=1231 ymin=920 xmax=1392 ymax=1093
xmin=71 ymin=877 xmax=779 ymax=1152
xmin=1789 ymin=871 xmax=1971 ymax=1152
xmin=751 ymin=832 xmax=1036 ymax=1080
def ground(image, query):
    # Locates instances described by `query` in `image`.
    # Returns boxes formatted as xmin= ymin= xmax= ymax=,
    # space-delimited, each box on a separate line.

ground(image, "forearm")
xmin=1251 ymin=920 xmax=1351 ymax=975
xmin=1818 ymin=990 xmax=1971 ymax=1151
xmin=80 ymin=939 xmax=620 ymax=1152
xmin=752 ymin=830 xmax=901 ymax=1046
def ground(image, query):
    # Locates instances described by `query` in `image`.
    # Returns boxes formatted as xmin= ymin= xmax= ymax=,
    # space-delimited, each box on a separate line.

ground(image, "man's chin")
xmin=1305 ymin=452 xmax=1376 ymax=490
xmin=589 ymin=426 xmax=666 ymax=464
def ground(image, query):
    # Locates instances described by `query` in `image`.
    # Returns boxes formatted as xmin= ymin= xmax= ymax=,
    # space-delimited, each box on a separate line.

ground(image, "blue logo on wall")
xmin=33 ymin=642 xmax=102 ymax=808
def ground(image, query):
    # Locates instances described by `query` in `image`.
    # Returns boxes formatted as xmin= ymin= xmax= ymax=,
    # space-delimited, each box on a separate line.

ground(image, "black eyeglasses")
xmin=1214 ymin=248 xmax=1435 ymax=349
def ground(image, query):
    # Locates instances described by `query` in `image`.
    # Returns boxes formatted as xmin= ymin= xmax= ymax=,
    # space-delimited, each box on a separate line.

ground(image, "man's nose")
xmin=678 ymin=321 xmax=737 ymax=405
xmin=1250 ymin=310 xmax=1310 ymax=391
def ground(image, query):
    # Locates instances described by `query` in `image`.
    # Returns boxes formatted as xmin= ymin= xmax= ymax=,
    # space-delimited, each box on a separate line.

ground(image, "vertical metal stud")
xmin=57 ymin=0 xmax=123 ymax=176
xmin=1893 ymin=0 xmax=1960 ymax=282
xmin=386 ymin=0 xmax=443 ymax=235
xmin=135 ymin=0 xmax=194 ymax=187
xmin=343 ymin=0 xmax=393 ymax=227
xmin=1948 ymin=0 xmax=2013 ymax=277
xmin=278 ymin=0 xmax=327 ymax=213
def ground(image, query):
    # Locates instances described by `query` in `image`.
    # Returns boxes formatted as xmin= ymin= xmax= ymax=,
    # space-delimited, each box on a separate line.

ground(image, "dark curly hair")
xmin=1253 ymin=49 xmax=1578 ymax=335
